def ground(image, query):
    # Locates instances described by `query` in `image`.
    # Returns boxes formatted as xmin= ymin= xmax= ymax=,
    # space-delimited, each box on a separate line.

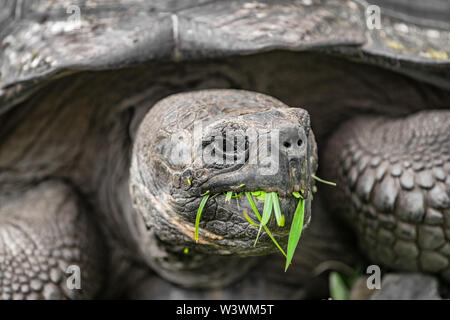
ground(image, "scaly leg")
xmin=0 ymin=181 xmax=106 ymax=299
xmin=323 ymin=110 xmax=450 ymax=280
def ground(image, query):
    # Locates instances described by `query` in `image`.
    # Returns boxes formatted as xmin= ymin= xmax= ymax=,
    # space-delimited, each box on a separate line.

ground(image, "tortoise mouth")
xmin=129 ymin=89 xmax=320 ymax=262
xmin=195 ymin=188 xmax=308 ymax=230
xmin=200 ymin=184 xmax=311 ymax=199
xmin=190 ymin=187 xmax=312 ymax=260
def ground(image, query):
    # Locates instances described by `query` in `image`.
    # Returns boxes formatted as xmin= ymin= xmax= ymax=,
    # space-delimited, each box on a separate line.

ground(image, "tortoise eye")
xmin=202 ymin=129 xmax=249 ymax=168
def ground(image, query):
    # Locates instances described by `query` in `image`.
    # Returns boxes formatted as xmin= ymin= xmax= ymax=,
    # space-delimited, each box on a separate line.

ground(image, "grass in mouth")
xmin=254 ymin=192 xmax=273 ymax=246
xmin=194 ymin=176 xmax=334 ymax=269
xmin=312 ymin=174 xmax=336 ymax=186
xmin=194 ymin=191 xmax=210 ymax=243
xmin=272 ymin=192 xmax=285 ymax=227
xmin=243 ymin=209 xmax=260 ymax=227
xmin=285 ymin=195 xmax=304 ymax=271
xmin=245 ymin=192 xmax=287 ymax=257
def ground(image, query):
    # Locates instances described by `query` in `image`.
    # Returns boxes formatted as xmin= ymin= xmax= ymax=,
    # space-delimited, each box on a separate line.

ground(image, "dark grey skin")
xmin=324 ymin=111 xmax=450 ymax=280
xmin=130 ymin=90 xmax=317 ymax=287
xmin=0 ymin=0 xmax=449 ymax=300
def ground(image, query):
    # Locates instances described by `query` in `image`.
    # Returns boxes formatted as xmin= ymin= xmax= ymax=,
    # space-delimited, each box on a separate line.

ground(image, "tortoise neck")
xmin=141 ymin=231 xmax=259 ymax=289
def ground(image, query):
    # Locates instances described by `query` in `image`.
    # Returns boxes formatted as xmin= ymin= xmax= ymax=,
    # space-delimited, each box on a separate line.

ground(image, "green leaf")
xmin=225 ymin=191 xmax=232 ymax=202
xmin=231 ymin=192 xmax=243 ymax=198
xmin=261 ymin=192 xmax=273 ymax=226
xmin=250 ymin=190 xmax=266 ymax=201
xmin=292 ymin=191 xmax=303 ymax=199
xmin=195 ymin=194 xmax=210 ymax=243
xmin=329 ymin=271 xmax=350 ymax=300
xmin=279 ymin=215 xmax=285 ymax=227
xmin=285 ymin=198 xmax=304 ymax=271
xmin=254 ymin=191 xmax=273 ymax=246
xmin=245 ymin=192 xmax=260 ymax=218
xmin=259 ymin=224 xmax=286 ymax=258
xmin=271 ymin=192 xmax=283 ymax=227
xmin=312 ymin=174 xmax=336 ymax=186
xmin=243 ymin=209 xmax=260 ymax=227
xmin=245 ymin=192 xmax=286 ymax=257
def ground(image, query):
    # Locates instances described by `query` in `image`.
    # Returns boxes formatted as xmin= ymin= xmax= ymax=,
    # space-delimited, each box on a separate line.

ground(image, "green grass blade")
xmin=194 ymin=194 xmax=210 ymax=243
xmin=329 ymin=271 xmax=349 ymax=300
xmin=271 ymin=192 xmax=283 ymax=227
xmin=245 ymin=192 xmax=286 ymax=257
xmin=312 ymin=174 xmax=336 ymax=186
xmin=292 ymin=191 xmax=303 ymax=199
xmin=261 ymin=192 xmax=273 ymax=226
xmin=254 ymin=226 xmax=263 ymax=246
xmin=250 ymin=190 xmax=266 ymax=201
xmin=254 ymin=192 xmax=273 ymax=246
xmin=260 ymin=224 xmax=286 ymax=257
xmin=245 ymin=192 xmax=260 ymax=218
xmin=285 ymin=198 xmax=304 ymax=271
xmin=279 ymin=215 xmax=285 ymax=227
xmin=225 ymin=191 xmax=232 ymax=202
xmin=245 ymin=192 xmax=263 ymax=246
xmin=243 ymin=209 xmax=260 ymax=227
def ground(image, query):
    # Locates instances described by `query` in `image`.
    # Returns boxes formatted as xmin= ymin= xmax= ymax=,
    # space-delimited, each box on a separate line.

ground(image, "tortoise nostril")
xmin=297 ymin=139 xmax=303 ymax=146
xmin=283 ymin=141 xmax=291 ymax=148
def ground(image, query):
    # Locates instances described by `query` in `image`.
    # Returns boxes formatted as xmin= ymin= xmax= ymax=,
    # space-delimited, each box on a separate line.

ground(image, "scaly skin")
xmin=0 ymin=181 xmax=106 ymax=299
xmin=130 ymin=89 xmax=318 ymax=288
xmin=0 ymin=51 xmax=448 ymax=298
xmin=323 ymin=110 xmax=450 ymax=281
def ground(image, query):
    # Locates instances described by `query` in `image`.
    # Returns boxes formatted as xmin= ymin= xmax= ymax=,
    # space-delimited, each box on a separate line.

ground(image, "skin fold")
xmin=324 ymin=111 xmax=450 ymax=281
xmin=130 ymin=90 xmax=317 ymax=288
xmin=0 ymin=51 xmax=448 ymax=298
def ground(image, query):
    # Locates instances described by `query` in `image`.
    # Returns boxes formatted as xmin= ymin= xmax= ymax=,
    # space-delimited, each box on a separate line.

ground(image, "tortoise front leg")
xmin=323 ymin=110 xmax=450 ymax=281
xmin=0 ymin=181 xmax=106 ymax=299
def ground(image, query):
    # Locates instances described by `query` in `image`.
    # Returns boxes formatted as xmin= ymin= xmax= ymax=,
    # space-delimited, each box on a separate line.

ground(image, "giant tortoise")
xmin=0 ymin=0 xmax=449 ymax=300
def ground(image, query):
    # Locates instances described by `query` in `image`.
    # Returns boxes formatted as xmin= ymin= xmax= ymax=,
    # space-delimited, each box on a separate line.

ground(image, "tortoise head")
xmin=130 ymin=89 xmax=317 ymax=256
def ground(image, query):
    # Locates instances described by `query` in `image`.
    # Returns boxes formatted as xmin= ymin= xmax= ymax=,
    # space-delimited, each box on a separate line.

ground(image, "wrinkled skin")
xmin=324 ymin=111 xmax=450 ymax=281
xmin=130 ymin=90 xmax=317 ymax=287
xmin=0 ymin=50 xmax=449 ymax=299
